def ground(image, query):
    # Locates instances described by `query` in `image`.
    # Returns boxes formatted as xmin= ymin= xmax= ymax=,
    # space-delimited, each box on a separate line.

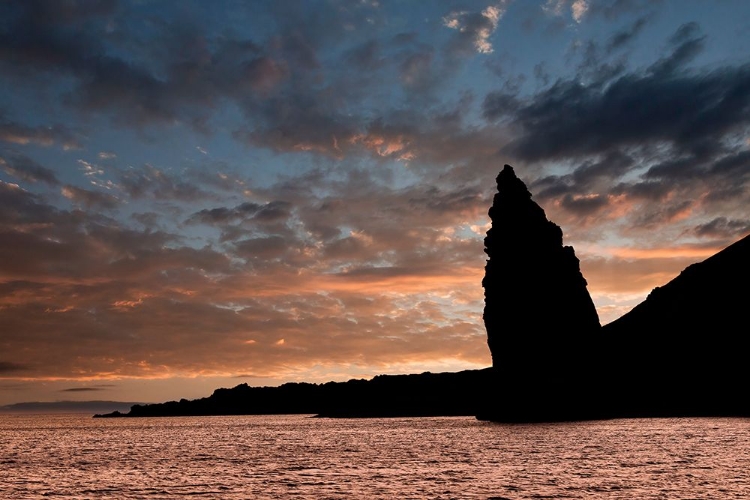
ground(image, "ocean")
xmin=1 ymin=413 xmax=749 ymax=499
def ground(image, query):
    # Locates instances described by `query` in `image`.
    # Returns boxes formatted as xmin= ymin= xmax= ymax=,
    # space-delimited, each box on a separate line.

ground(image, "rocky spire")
xmin=482 ymin=165 xmax=600 ymax=373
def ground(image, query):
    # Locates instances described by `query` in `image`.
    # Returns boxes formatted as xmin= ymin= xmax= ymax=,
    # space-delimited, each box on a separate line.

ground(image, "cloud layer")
xmin=1 ymin=0 xmax=748 ymax=403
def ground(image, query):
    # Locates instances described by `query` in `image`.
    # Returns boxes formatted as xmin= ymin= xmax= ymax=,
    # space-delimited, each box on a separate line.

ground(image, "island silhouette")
xmin=96 ymin=165 xmax=750 ymax=421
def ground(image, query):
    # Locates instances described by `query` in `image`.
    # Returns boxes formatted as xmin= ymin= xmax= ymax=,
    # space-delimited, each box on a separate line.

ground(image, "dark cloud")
xmin=490 ymin=63 xmax=750 ymax=163
xmin=480 ymin=23 xmax=750 ymax=166
xmin=587 ymin=0 xmax=663 ymax=20
xmin=323 ymin=235 xmax=368 ymax=260
xmin=119 ymin=164 xmax=214 ymax=202
xmin=610 ymin=179 xmax=673 ymax=202
xmin=188 ymin=202 xmax=263 ymax=225
xmin=533 ymin=151 xmax=635 ymax=201
xmin=533 ymin=63 xmax=551 ymax=87
xmin=0 ymin=180 xmax=58 ymax=224
xmin=479 ymin=22 xmax=750 ymax=239
xmin=634 ymin=198 xmax=694 ymax=228
xmin=233 ymin=235 xmax=289 ymax=260
xmin=694 ymin=217 xmax=750 ymax=239
xmin=408 ymin=186 xmax=484 ymax=215
xmin=559 ymin=193 xmax=609 ymax=216
xmin=234 ymin=92 xmax=358 ymax=158
xmin=481 ymin=92 xmax=521 ymax=121
xmin=399 ymin=50 xmax=435 ymax=89
xmin=1 ymin=153 xmax=60 ymax=185
xmin=606 ymin=16 xmax=648 ymax=53
xmin=0 ymin=361 xmax=28 ymax=373
xmin=27 ymin=0 xmax=118 ymax=25
xmin=186 ymin=200 xmax=294 ymax=246
xmin=648 ymin=23 xmax=705 ymax=76
xmin=71 ymin=58 xmax=178 ymax=127
xmin=0 ymin=120 xmax=82 ymax=150
xmin=0 ymin=2 xmax=287 ymax=130
xmin=0 ymin=181 xmax=232 ymax=282
xmin=669 ymin=21 xmax=701 ymax=46
xmin=131 ymin=211 xmax=162 ymax=229
xmin=344 ymin=39 xmax=383 ymax=70
xmin=61 ymin=387 xmax=104 ymax=392
xmin=255 ymin=201 xmax=293 ymax=221
xmin=643 ymin=148 xmax=750 ymax=199
xmin=0 ymin=0 xmax=492 ymax=165
xmin=0 ymin=1 xmax=112 ymax=73
xmin=61 ymin=184 xmax=120 ymax=210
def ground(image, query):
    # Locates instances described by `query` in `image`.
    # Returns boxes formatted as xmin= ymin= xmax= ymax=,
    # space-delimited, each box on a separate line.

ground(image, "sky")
xmin=1 ymin=0 xmax=749 ymax=406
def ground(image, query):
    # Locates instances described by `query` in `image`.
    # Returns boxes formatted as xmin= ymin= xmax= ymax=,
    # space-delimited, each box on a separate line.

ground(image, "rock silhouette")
xmin=601 ymin=232 xmax=750 ymax=417
xmin=94 ymin=369 xmax=494 ymax=418
xmin=95 ymin=166 xmax=750 ymax=422
xmin=479 ymin=165 xmax=600 ymax=421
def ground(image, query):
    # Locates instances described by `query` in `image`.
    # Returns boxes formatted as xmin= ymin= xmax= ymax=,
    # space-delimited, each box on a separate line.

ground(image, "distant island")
xmin=96 ymin=165 xmax=750 ymax=422
xmin=1 ymin=400 xmax=143 ymax=414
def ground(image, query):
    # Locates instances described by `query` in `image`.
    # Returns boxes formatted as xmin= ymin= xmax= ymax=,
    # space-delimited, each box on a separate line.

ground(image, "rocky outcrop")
xmin=94 ymin=369 xmax=495 ymax=418
xmin=479 ymin=164 xmax=750 ymax=421
xmin=480 ymin=165 xmax=601 ymax=420
xmin=601 ymin=233 xmax=750 ymax=417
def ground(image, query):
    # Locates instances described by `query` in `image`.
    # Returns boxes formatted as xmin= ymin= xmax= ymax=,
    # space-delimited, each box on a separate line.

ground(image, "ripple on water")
xmin=1 ymin=415 xmax=750 ymax=499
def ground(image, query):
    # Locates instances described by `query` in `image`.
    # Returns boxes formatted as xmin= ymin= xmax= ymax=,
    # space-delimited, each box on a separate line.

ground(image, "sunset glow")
xmin=1 ymin=0 xmax=749 ymax=406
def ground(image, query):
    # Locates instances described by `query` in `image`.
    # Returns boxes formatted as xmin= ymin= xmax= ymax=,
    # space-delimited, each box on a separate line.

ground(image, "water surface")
xmin=2 ymin=414 xmax=749 ymax=498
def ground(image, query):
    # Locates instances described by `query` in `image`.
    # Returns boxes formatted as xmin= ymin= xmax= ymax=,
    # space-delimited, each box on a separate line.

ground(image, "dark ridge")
xmin=600 ymin=232 xmax=750 ymax=418
xmin=94 ymin=369 xmax=494 ymax=418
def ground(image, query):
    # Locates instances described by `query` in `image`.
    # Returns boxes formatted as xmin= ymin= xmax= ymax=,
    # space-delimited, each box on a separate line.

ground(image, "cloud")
xmin=475 ymin=20 xmax=750 ymax=268
xmin=487 ymin=66 xmax=750 ymax=166
xmin=542 ymin=0 xmax=589 ymax=23
xmin=233 ymin=235 xmax=288 ymax=260
xmin=443 ymin=3 xmax=509 ymax=55
xmin=0 ymin=147 xmax=496 ymax=381
xmin=694 ymin=217 xmax=750 ymax=240
xmin=583 ymin=0 xmax=662 ymax=21
xmin=606 ymin=16 xmax=648 ymax=53
xmin=1 ymin=154 xmax=60 ymax=186
xmin=119 ymin=164 xmax=215 ymax=202
xmin=571 ymin=0 xmax=589 ymax=22
xmin=0 ymin=361 xmax=28 ymax=374
xmin=1 ymin=0 xmax=745 ymax=393
xmin=187 ymin=202 xmax=264 ymax=225
xmin=648 ymin=22 xmax=705 ymax=76
xmin=61 ymin=185 xmax=120 ymax=210
xmin=60 ymin=387 xmax=105 ymax=392
xmin=0 ymin=120 xmax=82 ymax=150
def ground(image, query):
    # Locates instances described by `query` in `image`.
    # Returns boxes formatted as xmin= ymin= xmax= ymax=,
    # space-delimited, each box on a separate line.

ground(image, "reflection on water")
xmin=1 ymin=414 xmax=749 ymax=499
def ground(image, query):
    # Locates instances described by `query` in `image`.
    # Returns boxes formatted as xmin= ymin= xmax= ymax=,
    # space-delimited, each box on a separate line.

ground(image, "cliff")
xmin=479 ymin=165 xmax=602 ymax=421
xmin=479 ymin=165 xmax=750 ymax=421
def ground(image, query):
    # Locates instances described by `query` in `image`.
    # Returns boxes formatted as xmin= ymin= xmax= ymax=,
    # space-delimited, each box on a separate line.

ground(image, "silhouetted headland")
xmin=477 ymin=165 xmax=750 ymax=422
xmin=94 ymin=369 xmax=494 ymax=418
xmin=96 ymin=165 xmax=750 ymax=422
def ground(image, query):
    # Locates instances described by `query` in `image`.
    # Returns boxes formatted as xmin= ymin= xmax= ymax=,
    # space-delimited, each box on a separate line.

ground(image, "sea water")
xmin=1 ymin=414 xmax=749 ymax=499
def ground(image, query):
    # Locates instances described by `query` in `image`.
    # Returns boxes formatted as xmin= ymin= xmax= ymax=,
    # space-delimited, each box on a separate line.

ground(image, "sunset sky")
xmin=1 ymin=0 xmax=749 ymax=406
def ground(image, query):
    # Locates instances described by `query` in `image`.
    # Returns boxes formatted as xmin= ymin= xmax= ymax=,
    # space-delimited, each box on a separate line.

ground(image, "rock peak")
xmin=482 ymin=164 xmax=600 ymax=368
xmin=496 ymin=164 xmax=532 ymax=201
